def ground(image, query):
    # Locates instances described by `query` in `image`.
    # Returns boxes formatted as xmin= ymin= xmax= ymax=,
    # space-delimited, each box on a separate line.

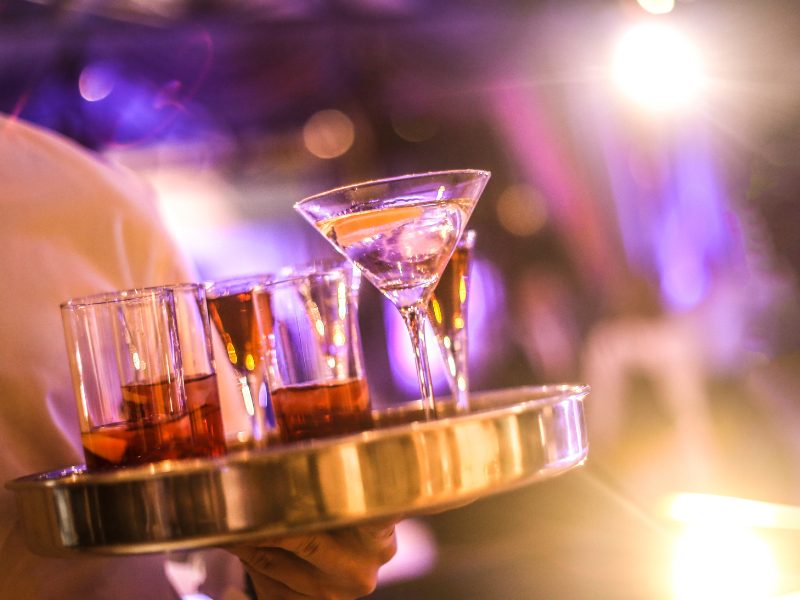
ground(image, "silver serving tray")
xmin=6 ymin=384 xmax=589 ymax=557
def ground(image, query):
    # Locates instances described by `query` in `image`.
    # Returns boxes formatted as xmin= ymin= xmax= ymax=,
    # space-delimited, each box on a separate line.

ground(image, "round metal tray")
xmin=6 ymin=384 xmax=589 ymax=557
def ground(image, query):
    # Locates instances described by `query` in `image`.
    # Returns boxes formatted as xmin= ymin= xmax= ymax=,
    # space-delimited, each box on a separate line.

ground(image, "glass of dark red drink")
xmin=254 ymin=261 xmax=373 ymax=443
xmin=61 ymin=284 xmax=226 ymax=470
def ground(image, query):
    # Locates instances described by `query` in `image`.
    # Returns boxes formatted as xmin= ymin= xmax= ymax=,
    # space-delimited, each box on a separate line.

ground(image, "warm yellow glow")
xmin=636 ymin=0 xmax=675 ymax=15
xmin=430 ymin=298 xmax=443 ymax=325
xmin=672 ymin=523 xmax=777 ymax=600
xmin=226 ymin=341 xmax=238 ymax=365
xmin=332 ymin=324 xmax=346 ymax=347
xmin=303 ymin=109 xmax=355 ymax=159
xmin=612 ymin=23 xmax=704 ymax=112
xmin=668 ymin=492 xmax=800 ymax=530
xmin=458 ymin=277 xmax=468 ymax=304
xmin=244 ymin=353 xmax=255 ymax=372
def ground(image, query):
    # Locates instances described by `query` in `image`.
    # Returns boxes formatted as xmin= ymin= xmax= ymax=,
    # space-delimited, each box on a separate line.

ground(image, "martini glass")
xmin=294 ymin=169 xmax=490 ymax=419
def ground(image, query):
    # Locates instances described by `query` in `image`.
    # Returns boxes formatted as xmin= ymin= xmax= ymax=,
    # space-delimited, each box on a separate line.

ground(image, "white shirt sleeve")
xmin=0 ymin=115 xmax=244 ymax=598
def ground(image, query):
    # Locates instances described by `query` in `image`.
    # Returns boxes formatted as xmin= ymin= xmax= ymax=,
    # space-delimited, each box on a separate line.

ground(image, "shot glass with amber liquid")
xmin=254 ymin=261 xmax=372 ymax=443
xmin=427 ymin=229 xmax=476 ymax=415
xmin=61 ymin=284 xmax=226 ymax=470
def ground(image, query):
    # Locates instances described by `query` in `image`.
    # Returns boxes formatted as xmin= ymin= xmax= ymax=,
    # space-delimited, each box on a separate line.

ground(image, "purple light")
xmin=79 ymin=63 xmax=116 ymax=102
xmin=592 ymin=94 xmax=740 ymax=311
xmin=193 ymin=220 xmax=320 ymax=281
xmin=656 ymin=127 xmax=734 ymax=310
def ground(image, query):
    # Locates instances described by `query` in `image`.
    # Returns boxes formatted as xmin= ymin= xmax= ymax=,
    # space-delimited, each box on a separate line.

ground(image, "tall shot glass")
xmin=61 ymin=284 xmax=226 ymax=470
xmin=254 ymin=262 xmax=372 ymax=443
xmin=205 ymin=274 xmax=277 ymax=448
xmin=427 ymin=229 xmax=476 ymax=415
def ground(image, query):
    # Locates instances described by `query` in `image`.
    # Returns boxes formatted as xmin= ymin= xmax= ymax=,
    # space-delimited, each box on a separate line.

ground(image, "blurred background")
xmin=3 ymin=0 xmax=800 ymax=596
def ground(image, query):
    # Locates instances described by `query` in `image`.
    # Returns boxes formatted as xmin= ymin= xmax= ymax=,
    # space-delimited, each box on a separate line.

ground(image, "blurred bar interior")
xmin=3 ymin=0 xmax=800 ymax=596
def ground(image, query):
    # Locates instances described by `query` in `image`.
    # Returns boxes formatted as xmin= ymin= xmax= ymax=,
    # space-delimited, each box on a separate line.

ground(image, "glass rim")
xmin=60 ymin=282 xmax=203 ymax=310
xmin=293 ymin=168 xmax=491 ymax=209
xmin=253 ymin=260 xmax=359 ymax=292
xmin=204 ymin=272 xmax=277 ymax=297
xmin=205 ymin=259 xmax=357 ymax=297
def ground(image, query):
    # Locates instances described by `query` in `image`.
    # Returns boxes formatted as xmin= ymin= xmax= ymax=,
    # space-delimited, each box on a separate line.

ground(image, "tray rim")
xmin=6 ymin=383 xmax=589 ymax=490
xmin=6 ymin=383 xmax=590 ymax=556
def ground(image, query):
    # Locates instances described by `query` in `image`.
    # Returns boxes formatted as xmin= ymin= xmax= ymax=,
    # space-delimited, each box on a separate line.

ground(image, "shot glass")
xmin=427 ymin=229 xmax=476 ymax=415
xmin=254 ymin=262 xmax=372 ymax=443
xmin=61 ymin=284 xmax=226 ymax=470
xmin=205 ymin=274 xmax=277 ymax=448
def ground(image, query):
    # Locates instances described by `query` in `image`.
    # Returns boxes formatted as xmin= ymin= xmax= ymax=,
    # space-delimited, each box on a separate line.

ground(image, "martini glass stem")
xmin=400 ymin=304 xmax=436 ymax=419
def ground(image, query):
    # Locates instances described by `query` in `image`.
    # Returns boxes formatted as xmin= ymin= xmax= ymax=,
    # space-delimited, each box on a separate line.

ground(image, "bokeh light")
xmin=303 ymin=109 xmax=356 ymax=159
xmin=612 ymin=23 xmax=704 ymax=112
xmin=391 ymin=112 xmax=439 ymax=142
xmin=78 ymin=63 xmax=116 ymax=102
xmin=496 ymin=184 xmax=549 ymax=237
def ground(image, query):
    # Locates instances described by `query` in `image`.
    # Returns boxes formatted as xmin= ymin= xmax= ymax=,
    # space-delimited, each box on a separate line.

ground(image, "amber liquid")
xmin=82 ymin=374 xmax=226 ymax=470
xmin=428 ymin=241 xmax=471 ymax=409
xmin=429 ymin=243 xmax=470 ymax=342
xmin=207 ymin=292 xmax=273 ymax=376
xmin=271 ymin=377 xmax=372 ymax=442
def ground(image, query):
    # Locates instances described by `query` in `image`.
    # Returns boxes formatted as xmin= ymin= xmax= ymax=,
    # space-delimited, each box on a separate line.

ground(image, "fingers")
xmin=328 ymin=521 xmax=399 ymax=565
xmin=230 ymin=545 xmax=335 ymax=598
xmin=227 ymin=523 xmax=399 ymax=600
xmin=241 ymin=563 xmax=309 ymax=600
xmin=271 ymin=523 xmax=398 ymax=572
xmin=266 ymin=533 xmax=386 ymax=595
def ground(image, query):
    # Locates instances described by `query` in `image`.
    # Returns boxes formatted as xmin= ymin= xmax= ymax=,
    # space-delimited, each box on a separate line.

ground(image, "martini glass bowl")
xmin=294 ymin=169 xmax=490 ymax=419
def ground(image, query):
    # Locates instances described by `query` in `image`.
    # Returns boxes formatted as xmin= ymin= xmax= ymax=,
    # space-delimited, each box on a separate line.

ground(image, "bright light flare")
xmin=672 ymin=523 xmax=777 ymax=600
xmin=612 ymin=23 xmax=704 ymax=112
xmin=669 ymin=493 xmax=800 ymax=530
xmin=668 ymin=493 xmax=784 ymax=600
xmin=637 ymin=0 xmax=675 ymax=15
